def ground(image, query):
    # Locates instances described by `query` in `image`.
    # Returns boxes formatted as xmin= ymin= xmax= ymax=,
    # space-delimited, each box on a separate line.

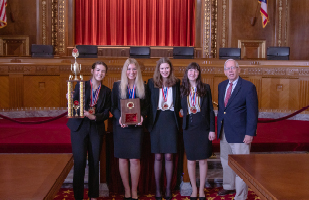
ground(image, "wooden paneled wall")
xmin=1 ymin=58 xmax=309 ymax=113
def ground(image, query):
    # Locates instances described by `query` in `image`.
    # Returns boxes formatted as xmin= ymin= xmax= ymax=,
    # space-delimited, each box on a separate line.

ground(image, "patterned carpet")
xmin=54 ymin=187 xmax=260 ymax=200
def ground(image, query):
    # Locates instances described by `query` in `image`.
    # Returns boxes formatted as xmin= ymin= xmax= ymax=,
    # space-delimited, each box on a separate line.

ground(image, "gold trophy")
xmin=67 ymin=47 xmax=85 ymax=118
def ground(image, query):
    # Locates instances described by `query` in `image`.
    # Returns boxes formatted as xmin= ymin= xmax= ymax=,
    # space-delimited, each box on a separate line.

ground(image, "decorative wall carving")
xmin=221 ymin=0 xmax=227 ymax=48
xmin=0 ymin=36 xmax=30 ymax=56
xmin=211 ymin=0 xmax=217 ymax=58
xmin=51 ymin=0 xmax=58 ymax=54
xmin=278 ymin=0 xmax=283 ymax=46
xmin=42 ymin=0 xmax=47 ymax=45
xmin=58 ymin=0 xmax=65 ymax=54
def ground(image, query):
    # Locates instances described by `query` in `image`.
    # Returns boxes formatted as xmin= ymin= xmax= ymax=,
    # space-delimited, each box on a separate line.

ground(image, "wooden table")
xmin=228 ymin=154 xmax=309 ymax=200
xmin=0 ymin=153 xmax=73 ymax=200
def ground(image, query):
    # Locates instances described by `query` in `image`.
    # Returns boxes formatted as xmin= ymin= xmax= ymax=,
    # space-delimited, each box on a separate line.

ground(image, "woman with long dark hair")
xmin=111 ymin=58 xmax=148 ymax=200
xmin=180 ymin=62 xmax=216 ymax=200
xmin=147 ymin=57 xmax=181 ymax=200
xmin=67 ymin=61 xmax=111 ymax=200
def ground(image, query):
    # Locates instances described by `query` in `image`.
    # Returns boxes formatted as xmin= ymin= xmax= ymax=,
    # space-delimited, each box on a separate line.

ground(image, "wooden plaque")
xmin=120 ymin=98 xmax=141 ymax=125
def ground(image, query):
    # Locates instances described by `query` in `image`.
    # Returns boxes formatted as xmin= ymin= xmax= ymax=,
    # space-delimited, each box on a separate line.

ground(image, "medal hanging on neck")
xmin=128 ymin=84 xmax=136 ymax=99
xmin=89 ymin=79 xmax=101 ymax=115
xmin=162 ymin=86 xmax=169 ymax=111
xmin=189 ymin=87 xmax=197 ymax=114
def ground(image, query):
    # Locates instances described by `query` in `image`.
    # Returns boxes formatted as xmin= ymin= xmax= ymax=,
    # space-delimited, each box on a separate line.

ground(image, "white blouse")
xmin=157 ymin=87 xmax=174 ymax=111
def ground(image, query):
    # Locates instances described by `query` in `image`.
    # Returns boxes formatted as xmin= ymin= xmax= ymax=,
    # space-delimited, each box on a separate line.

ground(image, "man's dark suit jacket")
xmin=146 ymin=78 xmax=181 ymax=132
xmin=181 ymin=83 xmax=215 ymax=132
xmin=217 ymin=77 xmax=258 ymax=143
xmin=67 ymin=80 xmax=111 ymax=133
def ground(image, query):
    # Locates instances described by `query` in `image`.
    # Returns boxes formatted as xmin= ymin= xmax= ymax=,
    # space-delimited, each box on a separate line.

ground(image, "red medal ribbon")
xmin=162 ymin=86 xmax=168 ymax=102
xmin=90 ymin=79 xmax=101 ymax=107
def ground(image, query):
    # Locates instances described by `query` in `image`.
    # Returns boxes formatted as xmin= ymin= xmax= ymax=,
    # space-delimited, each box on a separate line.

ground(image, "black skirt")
xmin=150 ymin=110 xmax=178 ymax=153
xmin=183 ymin=112 xmax=212 ymax=160
xmin=113 ymin=119 xmax=143 ymax=159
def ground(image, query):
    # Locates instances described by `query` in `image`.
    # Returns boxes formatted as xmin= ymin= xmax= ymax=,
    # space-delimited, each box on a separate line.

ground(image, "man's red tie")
xmin=224 ymin=83 xmax=233 ymax=107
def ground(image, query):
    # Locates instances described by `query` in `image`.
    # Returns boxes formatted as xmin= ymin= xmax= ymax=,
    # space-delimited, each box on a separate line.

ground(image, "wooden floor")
xmin=0 ymin=153 xmax=73 ymax=200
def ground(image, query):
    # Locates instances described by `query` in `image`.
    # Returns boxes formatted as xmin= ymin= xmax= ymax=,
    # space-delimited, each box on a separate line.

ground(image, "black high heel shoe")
xmin=155 ymin=197 xmax=162 ymax=200
xmin=124 ymin=197 xmax=131 ymax=200
xmin=198 ymin=197 xmax=206 ymax=200
xmin=190 ymin=197 xmax=197 ymax=200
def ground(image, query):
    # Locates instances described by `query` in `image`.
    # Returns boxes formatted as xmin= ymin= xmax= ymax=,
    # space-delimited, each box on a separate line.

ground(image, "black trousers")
xmin=70 ymin=118 xmax=103 ymax=200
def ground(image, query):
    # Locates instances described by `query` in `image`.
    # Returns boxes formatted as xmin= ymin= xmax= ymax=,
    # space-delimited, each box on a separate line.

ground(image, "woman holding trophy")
xmin=67 ymin=61 xmax=111 ymax=200
xmin=111 ymin=58 xmax=148 ymax=200
xmin=180 ymin=62 xmax=216 ymax=199
xmin=147 ymin=57 xmax=181 ymax=200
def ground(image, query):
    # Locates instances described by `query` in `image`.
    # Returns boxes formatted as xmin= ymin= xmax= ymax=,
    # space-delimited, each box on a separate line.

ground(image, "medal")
xmin=188 ymin=87 xmax=199 ymax=114
xmin=88 ymin=106 xmax=96 ymax=114
xmin=190 ymin=106 xmax=197 ymax=114
xmin=162 ymin=102 xmax=169 ymax=110
xmin=161 ymin=86 xmax=169 ymax=111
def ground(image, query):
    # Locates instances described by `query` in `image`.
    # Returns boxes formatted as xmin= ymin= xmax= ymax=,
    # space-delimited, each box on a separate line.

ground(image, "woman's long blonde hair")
xmin=119 ymin=58 xmax=145 ymax=99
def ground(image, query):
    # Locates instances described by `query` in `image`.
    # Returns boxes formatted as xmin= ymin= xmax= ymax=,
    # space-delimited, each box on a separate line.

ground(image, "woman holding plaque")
xmin=180 ymin=62 xmax=216 ymax=199
xmin=67 ymin=61 xmax=111 ymax=200
xmin=147 ymin=57 xmax=181 ymax=200
xmin=111 ymin=58 xmax=148 ymax=200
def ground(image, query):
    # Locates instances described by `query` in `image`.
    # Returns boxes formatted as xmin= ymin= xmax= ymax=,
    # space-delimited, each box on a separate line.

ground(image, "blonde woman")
xmin=111 ymin=58 xmax=148 ymax=200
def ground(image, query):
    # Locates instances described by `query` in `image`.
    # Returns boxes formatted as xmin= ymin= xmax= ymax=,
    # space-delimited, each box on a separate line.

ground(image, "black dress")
xmin=147 ymin=78 xmax=181 ymax=153
xmin=181 ymin=84 xmax=215 ymax=160
xmin=111 ymin=81 xmax=148 ymax=159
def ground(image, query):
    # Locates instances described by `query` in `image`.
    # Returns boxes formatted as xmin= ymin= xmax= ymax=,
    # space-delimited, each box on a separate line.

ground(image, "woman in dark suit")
xmin=147 ymin=57 xmax=181 ymax=200
xmin=67 ymin=61 xmax=111 ymax=200
xmin=180 ymin=62 xmax=216 ymax=200
xmin=111 ymin=58 xmax=148 ymax=200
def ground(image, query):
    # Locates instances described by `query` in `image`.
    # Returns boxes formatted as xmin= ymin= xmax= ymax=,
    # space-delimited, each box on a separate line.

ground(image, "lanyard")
xmin=128 ymin=84 xmax=136 ymax=99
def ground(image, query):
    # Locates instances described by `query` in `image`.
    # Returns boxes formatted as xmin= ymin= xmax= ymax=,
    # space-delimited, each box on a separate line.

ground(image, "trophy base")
xmin=67 ymin=116 xmax=85 ymax=118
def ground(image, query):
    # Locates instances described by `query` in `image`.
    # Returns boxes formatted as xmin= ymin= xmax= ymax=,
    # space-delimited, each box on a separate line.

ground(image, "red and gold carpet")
xmin=54 ymin=187 xmax=260 ymax=200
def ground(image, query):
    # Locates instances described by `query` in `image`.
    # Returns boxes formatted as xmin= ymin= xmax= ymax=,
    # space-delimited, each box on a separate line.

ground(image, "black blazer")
xmin=217 ymin=77 xmax=258 ymax=143
xmin=67 ymin=80 xmax=111 ymax=132
xmin=111 ymin=81 xmax=148 ymax=123
xmin=147 ymin=78 xmax=181 ymax=132
xmin=181 ymin=83 xmax=215 ymax=132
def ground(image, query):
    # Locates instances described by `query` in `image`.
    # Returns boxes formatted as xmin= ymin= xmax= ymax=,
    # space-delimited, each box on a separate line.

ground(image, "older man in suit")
xmin=217 ymin=59 xmax=258 ymax=200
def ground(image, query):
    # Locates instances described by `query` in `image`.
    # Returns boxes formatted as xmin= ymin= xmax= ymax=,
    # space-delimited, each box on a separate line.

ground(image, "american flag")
xmin=259 ymin=0 xmax=269 ymax=28
xmin=0 ymin=0 xmax=7 ymax=28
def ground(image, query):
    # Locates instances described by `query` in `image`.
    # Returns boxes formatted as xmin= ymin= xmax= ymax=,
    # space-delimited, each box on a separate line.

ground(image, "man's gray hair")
xmin=224 ymin=59 xmax=239 ymax=69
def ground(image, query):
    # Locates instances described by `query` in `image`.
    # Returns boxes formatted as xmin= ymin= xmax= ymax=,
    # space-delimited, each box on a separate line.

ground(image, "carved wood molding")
xmin=202 ymin=0 xmax=218 ymax=58
xmin=1 ymin=63 xmax=308 ymax=78
xmin=276 ymin=0 xmax=289 ymax=46
xmin=238 ymin=40 xmax=266 ymax=59
xmin=42 ymin=0 xmax=47 ymax=45
xmin=51 ymin=0 xmax=65 ymax=55
xmin=221 ymin=0 xmax=227 ymax=48
xmin=0 ymin=35 xmax=30 ymax=56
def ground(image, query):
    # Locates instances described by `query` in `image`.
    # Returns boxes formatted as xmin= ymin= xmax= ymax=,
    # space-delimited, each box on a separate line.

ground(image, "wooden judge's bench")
xmin=0 ymin=57 xmax=309 ymax=113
